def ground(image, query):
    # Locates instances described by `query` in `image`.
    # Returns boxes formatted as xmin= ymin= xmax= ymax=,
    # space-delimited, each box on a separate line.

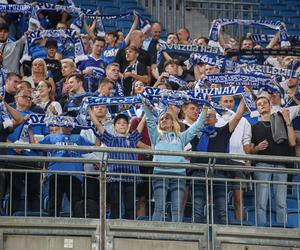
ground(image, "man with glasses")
xmin=6 ymin=89 xmax=46 ymax=214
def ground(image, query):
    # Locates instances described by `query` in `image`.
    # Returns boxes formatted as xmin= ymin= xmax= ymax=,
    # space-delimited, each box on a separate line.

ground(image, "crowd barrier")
xmin=0 ymin=143 xmax=300 ymax=249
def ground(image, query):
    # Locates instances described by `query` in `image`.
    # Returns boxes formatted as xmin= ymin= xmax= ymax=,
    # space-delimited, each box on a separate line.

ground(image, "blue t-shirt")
xmin=100 ymin=41 xmax=126 ymax=66
xmin=39 ymin=133 xmax=94 ymax=181
xmin=7 ymin=110 xmax=48 ymax=156
xmin=78 ymin=55 xmax=105 ymax=91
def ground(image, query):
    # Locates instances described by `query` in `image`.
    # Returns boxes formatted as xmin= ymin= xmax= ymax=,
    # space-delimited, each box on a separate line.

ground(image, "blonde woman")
xmin=58 ymin=59 xmax=76 ymax=98
xmin=143 ymin=102 xmax=207 ymax=222
xmin=23 ymin=58 xmax=55 ymax=93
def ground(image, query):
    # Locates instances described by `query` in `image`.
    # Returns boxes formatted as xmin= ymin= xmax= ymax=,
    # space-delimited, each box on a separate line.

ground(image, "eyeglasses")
xmin=206 ymin=114 xmax=216 ymax=118
xmin=18 ymin=95 xmax=33 ymax=101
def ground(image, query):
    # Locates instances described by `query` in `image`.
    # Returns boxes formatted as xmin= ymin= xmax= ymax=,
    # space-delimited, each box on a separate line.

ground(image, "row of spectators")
xmin=0 ymin=2 xmax=299 ymax=225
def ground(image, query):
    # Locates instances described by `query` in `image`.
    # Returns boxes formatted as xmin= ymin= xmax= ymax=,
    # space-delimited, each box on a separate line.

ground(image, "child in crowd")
xmin=89 ymin=108 xmax=146 ymax=219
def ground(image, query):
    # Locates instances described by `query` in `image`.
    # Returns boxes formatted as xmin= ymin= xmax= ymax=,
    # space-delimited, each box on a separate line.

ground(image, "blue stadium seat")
xmin=102 ymin=6 xmax=121 ymax=15
xmin=289 ymin=16 xmax=300 ymax=24
xmin=105 ymin=25 xmax=117 ymax=32
xmin=244 ymin=191 xmax=255 ymax=208
xmin=261 ymin=0 xmax=280 ymax=4
xmin=287 ymin=210 xmax=300 ymax=228
xmin=271 ymin=3 xmax=288 ymax=12
xmin=247 ymin=208 xmax=276 ymax=226
xmin=279 ymin=10 xmax=298 ymax=17
xmin=260 ymin=9 xmax=275 ymax=16
xmin=97 ymin=2 xmax=116 ymax=10
xmin=116 ymin=20 xmax=133 ymax=29
xmin=103 ymin=19 xmax=117 ymax=28
xmin=287 ymin=196 xmax=298 ymax=210
xmin=289 ymin=29 xmax=300 ymax=35
xmin=119 ymin=2 xmax=138 ymax=12
xmin=126 ymin=6 xmax=145 ymax=15
xmin=13 ymin=211 xmax=48 ymax=217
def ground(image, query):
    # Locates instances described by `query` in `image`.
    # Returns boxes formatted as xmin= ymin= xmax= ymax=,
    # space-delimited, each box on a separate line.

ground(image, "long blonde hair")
xmin=157 ymin=112 xmax=181 ymax=138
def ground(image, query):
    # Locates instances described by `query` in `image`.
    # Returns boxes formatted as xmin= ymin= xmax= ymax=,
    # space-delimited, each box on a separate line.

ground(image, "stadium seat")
xmin=244 ymin=191 xmax=255 ymax=207
xmin=102 ymin=6 xmax=121 ymax=15
xmin=289 ymin=16 xmax=300 ymax=24
xmin=119 ymin=2 xmax=138 ymax=12
xmin=287 ymin=210 xmax=300 ymax=228
xmin=287 ymin=196 xmax=298 ymax=210
xmin=279 ymin=10 xmax=298 ymax=18
xmin=247 ymin=208 xmax=276 ymax=226
xmin=13 ymin=211 xmax=48 ymax=217
xmin=260 ymin=9 xmax=275 ymax=16
xmin=116 ymin=20 xmax=133 ymax=29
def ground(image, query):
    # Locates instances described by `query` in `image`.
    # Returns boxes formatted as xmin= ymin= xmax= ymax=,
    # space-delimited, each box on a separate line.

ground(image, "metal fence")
xmin=0 ymin=143 xmax=300 ymax=248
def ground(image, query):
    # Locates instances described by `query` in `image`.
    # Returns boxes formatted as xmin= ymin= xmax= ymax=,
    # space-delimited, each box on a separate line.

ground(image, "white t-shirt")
xmin=216 ymin=110 xmax=252 ymax=161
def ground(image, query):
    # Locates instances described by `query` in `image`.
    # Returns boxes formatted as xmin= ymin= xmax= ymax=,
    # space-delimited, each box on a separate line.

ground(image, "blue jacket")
xmin=144 ymin=107 xmax=206 ymax=175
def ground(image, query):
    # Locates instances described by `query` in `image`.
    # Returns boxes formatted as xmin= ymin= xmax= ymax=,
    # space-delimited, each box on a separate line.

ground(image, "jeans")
xmin=191 ymin=171 xmax=227 ymax=224
xmin=254 ymin=162 xmax=287 ymax=225
xmin=152 ymin=176 xmax=185 ymax=222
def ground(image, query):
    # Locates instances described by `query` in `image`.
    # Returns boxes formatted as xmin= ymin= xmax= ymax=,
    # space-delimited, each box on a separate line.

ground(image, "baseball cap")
xmin=113 ymin=113 xmax=129 ymax=125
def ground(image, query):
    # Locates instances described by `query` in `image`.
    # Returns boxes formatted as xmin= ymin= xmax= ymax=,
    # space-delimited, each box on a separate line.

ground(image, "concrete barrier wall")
xmin=1 ymin=217 xmax=300 ymax=250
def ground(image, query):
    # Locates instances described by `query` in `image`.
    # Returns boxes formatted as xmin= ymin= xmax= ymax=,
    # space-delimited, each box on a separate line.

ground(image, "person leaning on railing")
xmin=143 ymin=102 xmax=207 ymax=222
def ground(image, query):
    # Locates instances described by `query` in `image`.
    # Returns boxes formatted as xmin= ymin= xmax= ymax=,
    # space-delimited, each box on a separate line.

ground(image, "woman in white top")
xmin=23 ymin=58 xmax=55 ymax=94
xmin=34 ymin=80 xmax=62 ymax=115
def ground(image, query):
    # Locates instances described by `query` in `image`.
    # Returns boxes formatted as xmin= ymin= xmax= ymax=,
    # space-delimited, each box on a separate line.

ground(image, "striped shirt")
xmin=100 ymin=129 xmax=142 ymax=183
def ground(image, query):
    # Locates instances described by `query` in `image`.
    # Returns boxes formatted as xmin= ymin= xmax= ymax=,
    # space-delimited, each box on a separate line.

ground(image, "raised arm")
xmin=180 ymin=105 xmax=208 ymax=144
xmin=266 ymin=31 xmax=280 ymax=49
xmin=228 ymin=98 xmax=246 ymax=133
xmin=88 ymin=107 xmax=104 ymax=134
xmin=83 ymin=15 xmax=96 ymax=41
xmin=136 ymin=114 xmax=146 ymax=133
xmin=5 ymin=102 xmax=26 ymax=128
xmin=281 ymin=108 xmax=297 ymax=147
xmin=124 ymin=12 xmax=139 ymax=45
xmin=143 ymin=104 xmax=159 ymax=145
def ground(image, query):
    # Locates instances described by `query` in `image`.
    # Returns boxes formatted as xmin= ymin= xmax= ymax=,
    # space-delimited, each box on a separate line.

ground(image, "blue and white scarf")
xmin=240 ymin=64 xmax=300 ymax=80
xmin=156 ymin=43 xmax=220 ymax=66
xmin=185 ymin=52 xmax=239 ymax=71
xmin=20 ymin=29 xmax=86 ymax=63
xmin=208 ymin=19 xmax=290 ymax=49
xmin=166 ymin=75 xmax=188 ymax=87
xmin=0 ymin=70 xmax=13 ymax=127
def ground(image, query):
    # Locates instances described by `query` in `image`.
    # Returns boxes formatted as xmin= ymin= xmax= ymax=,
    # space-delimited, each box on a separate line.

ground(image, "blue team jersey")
xmin=39 ymin=133 xmax=94 ymax=181
xmin=101 ymin=41 xmax=126 ymax=66
xmin=78 ymin=55 xmax=105 ymax=91
xmin=7 ymin=110 xmax=48 ymax=156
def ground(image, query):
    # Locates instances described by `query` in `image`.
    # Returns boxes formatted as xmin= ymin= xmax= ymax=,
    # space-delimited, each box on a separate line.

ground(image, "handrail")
xmin=0 ymin=143 xmax=299 ymax=163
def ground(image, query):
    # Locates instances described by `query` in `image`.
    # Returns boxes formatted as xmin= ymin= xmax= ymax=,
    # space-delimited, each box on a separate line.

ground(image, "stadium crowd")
xmin=0 ymin=1 xmax=299 ymax=226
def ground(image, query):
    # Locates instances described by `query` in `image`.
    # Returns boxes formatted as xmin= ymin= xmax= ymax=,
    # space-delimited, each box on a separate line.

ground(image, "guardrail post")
xmin=99 ymin=153 xmax=108 ymax=250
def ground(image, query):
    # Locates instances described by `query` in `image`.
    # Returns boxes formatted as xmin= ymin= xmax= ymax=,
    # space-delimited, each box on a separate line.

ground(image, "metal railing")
xmin=0 ymin=142 xmax=300 ymax=249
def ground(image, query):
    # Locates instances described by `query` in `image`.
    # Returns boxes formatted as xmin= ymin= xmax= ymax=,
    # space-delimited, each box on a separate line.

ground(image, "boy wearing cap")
xmin=88 ymin=109 xmax=146 ymax=219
